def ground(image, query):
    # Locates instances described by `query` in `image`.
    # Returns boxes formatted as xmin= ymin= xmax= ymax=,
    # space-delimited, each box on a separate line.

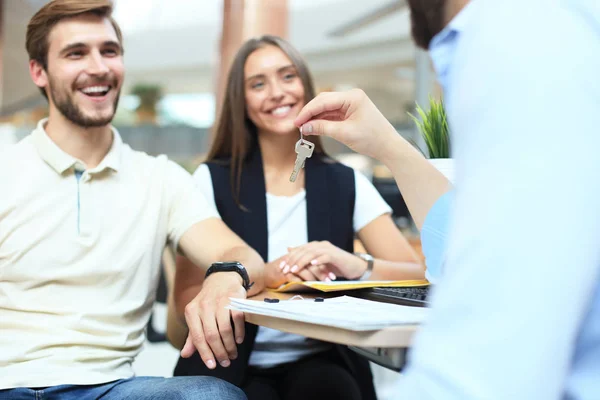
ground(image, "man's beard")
xmin=48 ymin=77 xmax=120 ymax=128
xmin=406 ymin=0 xmax=448 ymax=49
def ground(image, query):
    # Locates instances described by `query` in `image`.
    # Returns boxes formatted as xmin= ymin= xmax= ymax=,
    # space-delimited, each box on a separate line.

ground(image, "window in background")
xmin=114 ymin=93 xmax=216 ymax=128
xmin=159 ymin=93 xmax=215 ymax=128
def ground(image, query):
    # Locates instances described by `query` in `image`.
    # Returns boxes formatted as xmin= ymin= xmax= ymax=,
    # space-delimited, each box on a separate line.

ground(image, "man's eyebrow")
xmin=59 ymin=40 xmax=122 ymax=55
xmin=59 ymin=42 xmax=87 ymax=55
xmin=103 ymin=40 xmax=122 ymax=51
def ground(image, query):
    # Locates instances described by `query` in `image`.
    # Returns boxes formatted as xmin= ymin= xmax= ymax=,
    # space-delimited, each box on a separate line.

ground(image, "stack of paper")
xmin=228 ymin=295 xmax=428 ymax=331
xmin=274 ymin=279 xmax=430 ymax=293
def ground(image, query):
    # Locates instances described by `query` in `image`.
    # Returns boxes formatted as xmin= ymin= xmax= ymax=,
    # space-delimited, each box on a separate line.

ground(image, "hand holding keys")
xmin=290 ymin=128 xmax=314 ymax=182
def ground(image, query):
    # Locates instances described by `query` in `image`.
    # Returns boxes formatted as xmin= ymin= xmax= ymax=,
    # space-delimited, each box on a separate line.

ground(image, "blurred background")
xmin=0 ymin=0 xmax=439 ymax=175
xmin=1 ymin=0 xmax=444 ymax=234
xmin=0 ymin=1 xmax=440 ymax=396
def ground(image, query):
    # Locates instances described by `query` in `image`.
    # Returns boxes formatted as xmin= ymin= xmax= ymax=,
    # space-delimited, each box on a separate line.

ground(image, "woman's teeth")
xmin=271 ymin=105 xmax=291 ymax=116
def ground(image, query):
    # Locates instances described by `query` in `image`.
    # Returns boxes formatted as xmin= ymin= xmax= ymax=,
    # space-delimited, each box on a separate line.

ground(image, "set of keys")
xmin=289 ymin=127 xmax=315 ymax=182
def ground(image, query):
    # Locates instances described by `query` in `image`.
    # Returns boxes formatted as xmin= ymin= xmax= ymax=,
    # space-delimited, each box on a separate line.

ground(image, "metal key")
xmin=289 ymin=139 xmax=314 ymax=182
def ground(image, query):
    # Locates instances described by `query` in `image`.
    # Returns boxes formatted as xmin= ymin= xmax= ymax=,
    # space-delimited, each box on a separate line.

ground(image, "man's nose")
xmin=86 ymin=51 xmax=110 ymax=76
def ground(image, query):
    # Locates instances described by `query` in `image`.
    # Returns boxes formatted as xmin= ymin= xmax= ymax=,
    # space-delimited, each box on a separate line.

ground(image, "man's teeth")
xmin=81 ymin=86 xmax=109 ymax=94
xmin=271 ymin=105 xmax=291 ymax=116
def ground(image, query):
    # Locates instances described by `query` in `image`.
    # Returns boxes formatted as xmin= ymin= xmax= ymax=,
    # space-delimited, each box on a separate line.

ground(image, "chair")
xmin=146 ymin=248 xmax=176 ymax=343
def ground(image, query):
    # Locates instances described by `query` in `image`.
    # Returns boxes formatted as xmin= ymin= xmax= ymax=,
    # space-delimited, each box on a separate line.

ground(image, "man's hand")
xmin=295 ymin=90 xmax=450 ymax=230
xmin=180 ymin=272 xmax=246 ymax=369
xmin=294 ymin=89 xmax=401 ymax=162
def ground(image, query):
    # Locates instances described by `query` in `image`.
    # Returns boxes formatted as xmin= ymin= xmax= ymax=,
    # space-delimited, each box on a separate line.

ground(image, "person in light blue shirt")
xmin=293 ymin=0 xmax=600 ymax=398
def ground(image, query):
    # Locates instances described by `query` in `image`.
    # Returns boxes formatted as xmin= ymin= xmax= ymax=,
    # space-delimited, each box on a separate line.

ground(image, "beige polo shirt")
xmin=0 ymin=120 xmax=218 ymax=389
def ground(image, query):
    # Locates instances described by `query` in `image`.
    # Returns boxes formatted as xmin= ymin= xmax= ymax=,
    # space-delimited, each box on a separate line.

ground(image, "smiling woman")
xmin=206 ymin=35 xmax=326 ymax=203
xmin=172 ymin=35 xmax=424 ymax=400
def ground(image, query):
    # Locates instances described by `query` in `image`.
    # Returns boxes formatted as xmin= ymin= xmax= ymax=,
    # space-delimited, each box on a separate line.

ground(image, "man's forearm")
xmin=368 ymin=260 xmax=426 ymax=281
xmin=379 ymin=131 xmax=452 ymax=230
xmin=178 ymin=219 xmax=265 ymax=296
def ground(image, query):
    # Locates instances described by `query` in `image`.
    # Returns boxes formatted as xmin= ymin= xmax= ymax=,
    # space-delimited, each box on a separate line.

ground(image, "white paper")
xmin=228 ymin=295 xmax=428 ymax=331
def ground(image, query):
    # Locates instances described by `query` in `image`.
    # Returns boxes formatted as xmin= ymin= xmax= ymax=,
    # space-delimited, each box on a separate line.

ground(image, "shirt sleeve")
xmin=398 ymin=1 xmax=600 ymax=399
xmin=421 ymin=190 xmax=453 ymax=283
xmin=165 ymin=160 xmax=220 ymax=252
xmin=191 ymin=163 xmax=220 ymax=215
xmin=352 ymin=169 xmax=392 ymax=232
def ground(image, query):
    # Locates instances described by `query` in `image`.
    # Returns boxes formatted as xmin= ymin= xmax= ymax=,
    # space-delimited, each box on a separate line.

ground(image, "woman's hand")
xmin=264 ymin=255 xmax=292 ymax=289
xmin=281 ymin=241 xmax=368 ymax=281
xmin=264 ymin=255 xmax=319 ymax=288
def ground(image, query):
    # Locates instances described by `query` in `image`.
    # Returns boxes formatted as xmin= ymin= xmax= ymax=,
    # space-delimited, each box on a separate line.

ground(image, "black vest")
xmin=174 ymin=146 xmax=377 ymax=400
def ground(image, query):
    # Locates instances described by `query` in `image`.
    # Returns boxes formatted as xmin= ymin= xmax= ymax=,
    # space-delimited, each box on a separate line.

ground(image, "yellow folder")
xmin=274 ymin=279 xmax=430 ymax=293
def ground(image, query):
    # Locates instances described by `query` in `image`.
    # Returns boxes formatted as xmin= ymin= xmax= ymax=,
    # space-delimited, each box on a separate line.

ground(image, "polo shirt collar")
xmin=31 ymin=118 xmax=122 ymax=175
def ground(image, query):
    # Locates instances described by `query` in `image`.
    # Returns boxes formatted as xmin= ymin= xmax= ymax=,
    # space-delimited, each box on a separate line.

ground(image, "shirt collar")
xmin=31 ymin=118 xmax=122 ymax=175
xmin=428 ymin=2 xmax=476 ymax=91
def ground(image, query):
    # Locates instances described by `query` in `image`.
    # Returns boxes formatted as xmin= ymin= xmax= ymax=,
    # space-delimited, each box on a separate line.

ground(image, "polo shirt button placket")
xmin=81 ymin=172 xmax=91 ymax=238
xmin=74 ymin=166 xmax=90 ymax=238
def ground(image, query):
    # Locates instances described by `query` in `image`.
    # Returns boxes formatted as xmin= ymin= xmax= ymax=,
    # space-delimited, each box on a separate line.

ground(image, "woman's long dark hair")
xmin=206 ymin=35 xmax=326 ymax=208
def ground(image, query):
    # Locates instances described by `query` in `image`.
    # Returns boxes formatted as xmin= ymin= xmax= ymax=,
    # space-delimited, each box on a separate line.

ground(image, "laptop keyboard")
xmin=354 ymin=286 xmax=430 ymax=307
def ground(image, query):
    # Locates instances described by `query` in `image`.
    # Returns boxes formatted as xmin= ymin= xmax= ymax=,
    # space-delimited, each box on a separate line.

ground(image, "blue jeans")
xmin=0 ymin=376 xmax=246 ymax=400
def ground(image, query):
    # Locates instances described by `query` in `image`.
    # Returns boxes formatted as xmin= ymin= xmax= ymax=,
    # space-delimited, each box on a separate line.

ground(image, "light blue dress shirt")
xmin=400 ymin=0 xmax=600 ymax=398
xmin=421 ymin=190 xmax=453 ymax=283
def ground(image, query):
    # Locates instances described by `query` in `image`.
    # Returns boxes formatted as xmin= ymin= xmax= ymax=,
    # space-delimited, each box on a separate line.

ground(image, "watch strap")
xmin=354 ymin=253 xmax=374 ymax=281
xmin=205 ymin=262 xmax=254 ymax=290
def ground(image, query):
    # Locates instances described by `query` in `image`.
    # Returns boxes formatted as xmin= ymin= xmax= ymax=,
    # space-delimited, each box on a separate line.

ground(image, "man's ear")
xmin=29 ymin=60 xmax=48 ymax=92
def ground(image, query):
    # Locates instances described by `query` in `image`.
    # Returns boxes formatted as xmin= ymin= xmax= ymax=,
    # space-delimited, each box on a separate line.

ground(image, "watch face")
xmin=212 ymin=262 xmax=243 ymax=268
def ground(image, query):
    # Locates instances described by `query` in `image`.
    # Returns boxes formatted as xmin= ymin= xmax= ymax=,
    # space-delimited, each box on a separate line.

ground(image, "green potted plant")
xmin=409 ymin=97 xmax=454 ymax=182
xmin=131 ymin=83 xmax=163 ymax=124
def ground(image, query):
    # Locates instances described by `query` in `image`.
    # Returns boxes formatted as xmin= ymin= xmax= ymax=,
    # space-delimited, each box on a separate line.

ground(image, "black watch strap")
xmin=205 ymin=262 xmax=254 ymax=290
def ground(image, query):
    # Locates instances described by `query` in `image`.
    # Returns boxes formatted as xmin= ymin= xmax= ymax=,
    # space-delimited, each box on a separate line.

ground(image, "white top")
xmin=397 ymin=1 xmax=600 ymax=399
xmin=193 ymin=163 xmax=392 ymax=367
xmin=0 ymin=120 xmax=218 ymax=389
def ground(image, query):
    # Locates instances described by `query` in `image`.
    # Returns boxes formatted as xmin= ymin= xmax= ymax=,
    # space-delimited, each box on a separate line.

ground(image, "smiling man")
xmin=0 ymin=1 xmax=264 ymax=399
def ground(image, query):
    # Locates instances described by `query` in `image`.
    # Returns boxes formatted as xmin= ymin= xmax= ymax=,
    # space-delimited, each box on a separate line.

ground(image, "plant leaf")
xmin=407 ymin=96 xmax=450 ymax=158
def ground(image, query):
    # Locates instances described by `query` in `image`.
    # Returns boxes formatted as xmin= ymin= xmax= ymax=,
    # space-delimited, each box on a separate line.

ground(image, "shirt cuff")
xmin=422 ymin=190 xmax=454 ymax=283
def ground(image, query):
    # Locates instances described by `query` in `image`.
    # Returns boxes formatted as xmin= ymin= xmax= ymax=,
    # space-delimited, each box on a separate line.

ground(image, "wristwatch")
xmin=354 ymin=253 xmax=374 ymax=281
xmin=205 ymin=261 xmax=254 ymax=291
